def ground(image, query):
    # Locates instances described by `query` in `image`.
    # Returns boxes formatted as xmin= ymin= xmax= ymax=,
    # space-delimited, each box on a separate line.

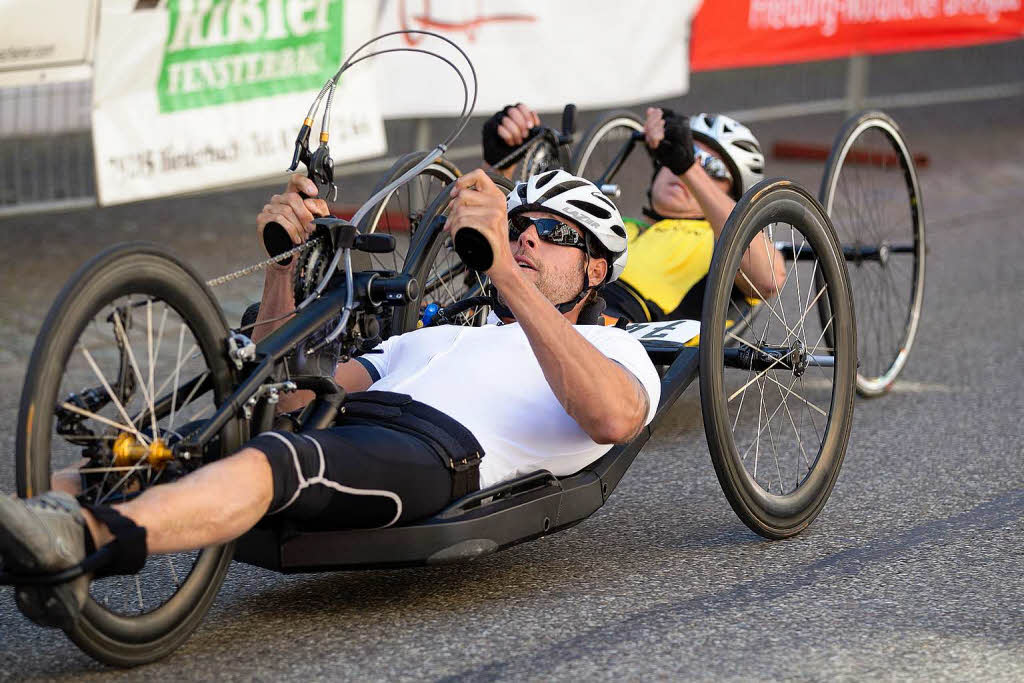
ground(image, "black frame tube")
xmin=777 ymin=241 xmax=915 ymax=262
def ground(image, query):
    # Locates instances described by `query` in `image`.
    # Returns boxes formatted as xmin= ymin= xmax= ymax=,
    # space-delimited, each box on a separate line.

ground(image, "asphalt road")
xmin=0 ymin=98 xmax=1021 ymax=681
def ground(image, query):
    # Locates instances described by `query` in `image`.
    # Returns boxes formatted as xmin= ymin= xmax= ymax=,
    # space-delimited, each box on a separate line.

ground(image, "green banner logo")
xmin=158 ymin=0 xmax=343 ymax=114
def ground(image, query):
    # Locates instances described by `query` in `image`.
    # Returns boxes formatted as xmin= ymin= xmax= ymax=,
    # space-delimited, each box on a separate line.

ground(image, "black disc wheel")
xmin=819 ymin=110 xmax=925 ymax=397
xmin=699 ymin=180 xmax=856 ymax=539
xmin=356 ymin=151 xmax=460 ymax=274
xmin=392 ymin=172 xmax=516 ymax=334
xmin=15 ymin=243 xmax=244 ymax=666
xmin=571 ymin=110 xmax=649 ymax=220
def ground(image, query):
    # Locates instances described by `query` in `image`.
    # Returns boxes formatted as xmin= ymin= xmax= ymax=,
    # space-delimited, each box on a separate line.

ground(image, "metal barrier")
xmin=1 ymin=40 xmax=1021 ymax=217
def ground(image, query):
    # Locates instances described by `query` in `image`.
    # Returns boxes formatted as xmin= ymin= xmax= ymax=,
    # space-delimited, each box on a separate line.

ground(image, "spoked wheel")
xmin=356 ymin=151 xmax=461 ymax=274
xmin=392 ymin=172 xmax=516 ymax=334
xmin=700 ymin=180 xmax=856 ymax=539
xmin=818 ymin=110 xmax=925 ymax=397
xmin=507 ymin=132 xmax=564 ymax=183
xmin=15 ymin=243 xmax=244 ymax=666
xmin=572 ymin=110 xmax=649 ymax=220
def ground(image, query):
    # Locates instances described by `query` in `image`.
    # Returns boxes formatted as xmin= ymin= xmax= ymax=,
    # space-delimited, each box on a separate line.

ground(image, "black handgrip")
xmin=262 ymin=190 xmax=313 ymax=262
xmin=262 ymin=223 xmax=295 ymax=260
xmin=561 ymin=104 xmax=577 ymax=136
xmin=453 ymin=228 xmax=493 ymax=272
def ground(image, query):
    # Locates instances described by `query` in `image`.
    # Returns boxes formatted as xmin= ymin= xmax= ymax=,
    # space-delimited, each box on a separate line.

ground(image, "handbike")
xmin=571 ymin=106 xmax=925 ymax=397
xmin=3 ymin=174 xmax=855 ymax=667
xmin=2 ymin=32 xmax=856 ymax=667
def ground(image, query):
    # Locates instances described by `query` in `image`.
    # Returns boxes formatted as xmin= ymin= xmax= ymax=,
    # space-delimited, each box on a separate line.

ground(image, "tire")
xmin=392 ymin=172 xmax=516 ymax=334
xmin=15 ymin=243 xmax=244 ymax=666
xmin=356 ymin=151 xmax=460 ymax=274
xmin=818 ymin=110 xmax=925 ymax=397
xmin=511 ymin=133 xmax=564 ymax=182
xmin=699 ymin=180 xmax=856 ymax=539
xmin=571 ymin=110 xmax=648 ymax=220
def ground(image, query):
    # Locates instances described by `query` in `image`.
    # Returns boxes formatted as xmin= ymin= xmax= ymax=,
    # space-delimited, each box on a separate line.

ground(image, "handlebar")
xmin=262 ymin=206 xmax=302 ymax=260
xmin=453 ymin=227 xmax=494 ymax=272
xmin=491 ymin=103 xmax=578 ymax=171
xmin=460 ymin=103 xmax=579 ymax=267
xmin=560 ymin=103 xmax=576 ymax=140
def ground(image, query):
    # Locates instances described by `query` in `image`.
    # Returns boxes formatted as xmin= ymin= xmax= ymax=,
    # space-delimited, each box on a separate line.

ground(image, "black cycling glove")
xmin=653 ymin=109 xmax=696 ymax=175
xmin=482 ymin=105 xmax=520 ymax=169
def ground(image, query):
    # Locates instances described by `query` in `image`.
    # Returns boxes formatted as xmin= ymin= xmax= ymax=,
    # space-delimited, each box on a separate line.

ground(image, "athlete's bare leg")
xmin=82 ymin=448 xmax=274 ymax=556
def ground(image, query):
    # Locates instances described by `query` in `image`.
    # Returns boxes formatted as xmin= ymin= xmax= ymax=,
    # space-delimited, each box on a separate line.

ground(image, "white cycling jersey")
xmin=359 ymin=322 xmax=661 ymax=488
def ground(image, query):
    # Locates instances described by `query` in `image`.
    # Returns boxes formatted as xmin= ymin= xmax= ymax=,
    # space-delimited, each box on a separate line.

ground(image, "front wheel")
xmin=571 ymin=110 xmax=648 ymax=219
xmin=16 ymin=243 xmax=244 ymax=666
xmin=699 ymin=180 xmax=856 ymax=539
xmin=392 ymin=173 xmax=516 ymax=334
xmin=356 ymin=151 xmax=461 ymax=274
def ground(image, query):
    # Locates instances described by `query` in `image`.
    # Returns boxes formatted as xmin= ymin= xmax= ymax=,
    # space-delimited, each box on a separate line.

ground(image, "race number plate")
xmin=624 ymin=319 xmax=700 ymax=345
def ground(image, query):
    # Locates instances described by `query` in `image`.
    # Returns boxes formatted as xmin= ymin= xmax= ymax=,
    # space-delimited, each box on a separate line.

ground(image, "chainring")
xmin=292 ymin=229 xmax=335 ymax=306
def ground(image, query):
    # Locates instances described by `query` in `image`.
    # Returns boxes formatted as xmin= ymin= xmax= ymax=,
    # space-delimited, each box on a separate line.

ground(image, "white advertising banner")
xmin=373 ymin=0 xmax=698 ymax=118
xmin=0 ymin=0 xmax=98 ymax=87
xmin=93 ymin=0 xmax=386 ymax=205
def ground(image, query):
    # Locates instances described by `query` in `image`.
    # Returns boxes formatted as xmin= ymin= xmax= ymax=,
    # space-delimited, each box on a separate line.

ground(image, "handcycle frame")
xmin=0 ymin=178 xmax=844 ymax=593
xmin=234 ymin=331 xmax=703 ymax=573
xmin=0 ymin=30 xmax=851 ymax=668
xmin=234 ymin=290 xmax=827 ymax=573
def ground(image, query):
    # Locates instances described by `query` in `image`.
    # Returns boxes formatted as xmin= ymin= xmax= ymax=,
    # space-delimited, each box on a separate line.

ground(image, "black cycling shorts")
xmin=246 ymin=425 xmax=455 ymax=529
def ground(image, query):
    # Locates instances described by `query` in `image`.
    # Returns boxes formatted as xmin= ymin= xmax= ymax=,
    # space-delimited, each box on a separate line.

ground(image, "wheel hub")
xmin=790 ymin=339 xmax=808 ymax=377
xmin=113 ymin=433 xmax=173 ymax=469
xmin=878 ymin=241 xmax=891 ymax=266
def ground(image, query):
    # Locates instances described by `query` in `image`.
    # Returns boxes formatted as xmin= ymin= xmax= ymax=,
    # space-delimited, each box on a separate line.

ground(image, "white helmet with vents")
xmin=506 ymin=169 xmax=629 ymax=283
xmin=689 ymin=113 xmax=765 ymax=199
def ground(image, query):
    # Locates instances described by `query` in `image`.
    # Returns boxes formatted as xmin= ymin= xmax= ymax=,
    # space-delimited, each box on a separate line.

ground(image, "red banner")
xmin=690 ymin=0 xmax=1024 ymax=71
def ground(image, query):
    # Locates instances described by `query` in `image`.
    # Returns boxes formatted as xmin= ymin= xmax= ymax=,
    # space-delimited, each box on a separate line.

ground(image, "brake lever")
xmin=263 ymin=127 xmax=337 ymax=261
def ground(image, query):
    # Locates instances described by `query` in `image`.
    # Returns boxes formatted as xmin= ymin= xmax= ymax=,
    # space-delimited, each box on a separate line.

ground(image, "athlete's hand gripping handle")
xmin=447 ymin=170 xmax=510 ymax=274
xmin=257 ymin=174 xmax=331 ymax=263
xmin=261 ymin=192 xmax=311 ymax=259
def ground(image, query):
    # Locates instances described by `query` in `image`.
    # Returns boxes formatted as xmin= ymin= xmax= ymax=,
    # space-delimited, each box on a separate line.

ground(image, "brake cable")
xmin=205 ymin=31 xmax=478 ymax=342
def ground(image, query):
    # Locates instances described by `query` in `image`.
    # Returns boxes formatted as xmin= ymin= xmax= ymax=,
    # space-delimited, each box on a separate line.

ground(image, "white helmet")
xmin=506 ymin=169 xmax=629 ymax=283
xmin=689 ymin=113 xmax=765 ymax=199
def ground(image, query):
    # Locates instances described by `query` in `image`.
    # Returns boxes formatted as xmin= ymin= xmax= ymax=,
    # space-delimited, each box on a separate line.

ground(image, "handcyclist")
xmin=0 ymin=170 xmax=661 ymax=631
xmin=482 ymin=104 xmax=788 ymax=322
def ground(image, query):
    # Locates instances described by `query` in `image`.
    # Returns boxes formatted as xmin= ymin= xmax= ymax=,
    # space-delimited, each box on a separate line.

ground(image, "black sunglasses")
xmin=508 ymin=215 xmax=588 ymax=253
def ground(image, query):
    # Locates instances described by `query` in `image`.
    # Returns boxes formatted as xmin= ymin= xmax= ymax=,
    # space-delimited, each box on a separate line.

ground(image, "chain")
xmin=204 ymin=237 xmax=323 ymax=288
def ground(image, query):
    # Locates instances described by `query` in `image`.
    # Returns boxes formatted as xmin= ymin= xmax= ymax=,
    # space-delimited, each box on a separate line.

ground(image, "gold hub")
xmin=112 ymin=433 xmax=173 ymax=469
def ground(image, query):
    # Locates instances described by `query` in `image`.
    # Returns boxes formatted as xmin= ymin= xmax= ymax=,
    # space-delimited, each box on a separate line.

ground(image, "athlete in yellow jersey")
xmin=482 ymin=104 xmax=787 ymax=323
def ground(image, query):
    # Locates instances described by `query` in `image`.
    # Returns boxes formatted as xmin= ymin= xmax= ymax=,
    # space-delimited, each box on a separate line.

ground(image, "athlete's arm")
xmin=646 ymin=108 xmax=786 ymax=299
xmin=250 ymin=174 xmax=376 ymax=412
xmin=482 ymin=103 xmax=541 ymax=180
xmin=680 ymin=163 xmax=787 ymax=299
xmin=251 ymin=173 xmax=329 ymax=342
xmin=448 ymin=170 xmax=648 ymax=444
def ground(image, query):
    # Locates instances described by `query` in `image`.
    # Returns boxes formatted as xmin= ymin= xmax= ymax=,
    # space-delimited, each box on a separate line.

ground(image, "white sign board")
xmin=92 ymin=0 xmax=386 ymax=205
xmin=373 ymin=0 xmax=698 ymax=118
xmin=0 ymin=0 xmax=98 ymax=86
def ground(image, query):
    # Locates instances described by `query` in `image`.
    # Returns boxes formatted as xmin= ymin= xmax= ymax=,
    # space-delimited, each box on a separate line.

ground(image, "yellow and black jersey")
xmin=603 ymin=217 xmax=714 ymax=323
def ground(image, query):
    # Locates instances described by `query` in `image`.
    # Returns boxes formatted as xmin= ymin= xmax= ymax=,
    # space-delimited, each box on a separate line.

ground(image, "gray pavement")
xmin=0 ymin=97 xmax=1022 ymax=680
